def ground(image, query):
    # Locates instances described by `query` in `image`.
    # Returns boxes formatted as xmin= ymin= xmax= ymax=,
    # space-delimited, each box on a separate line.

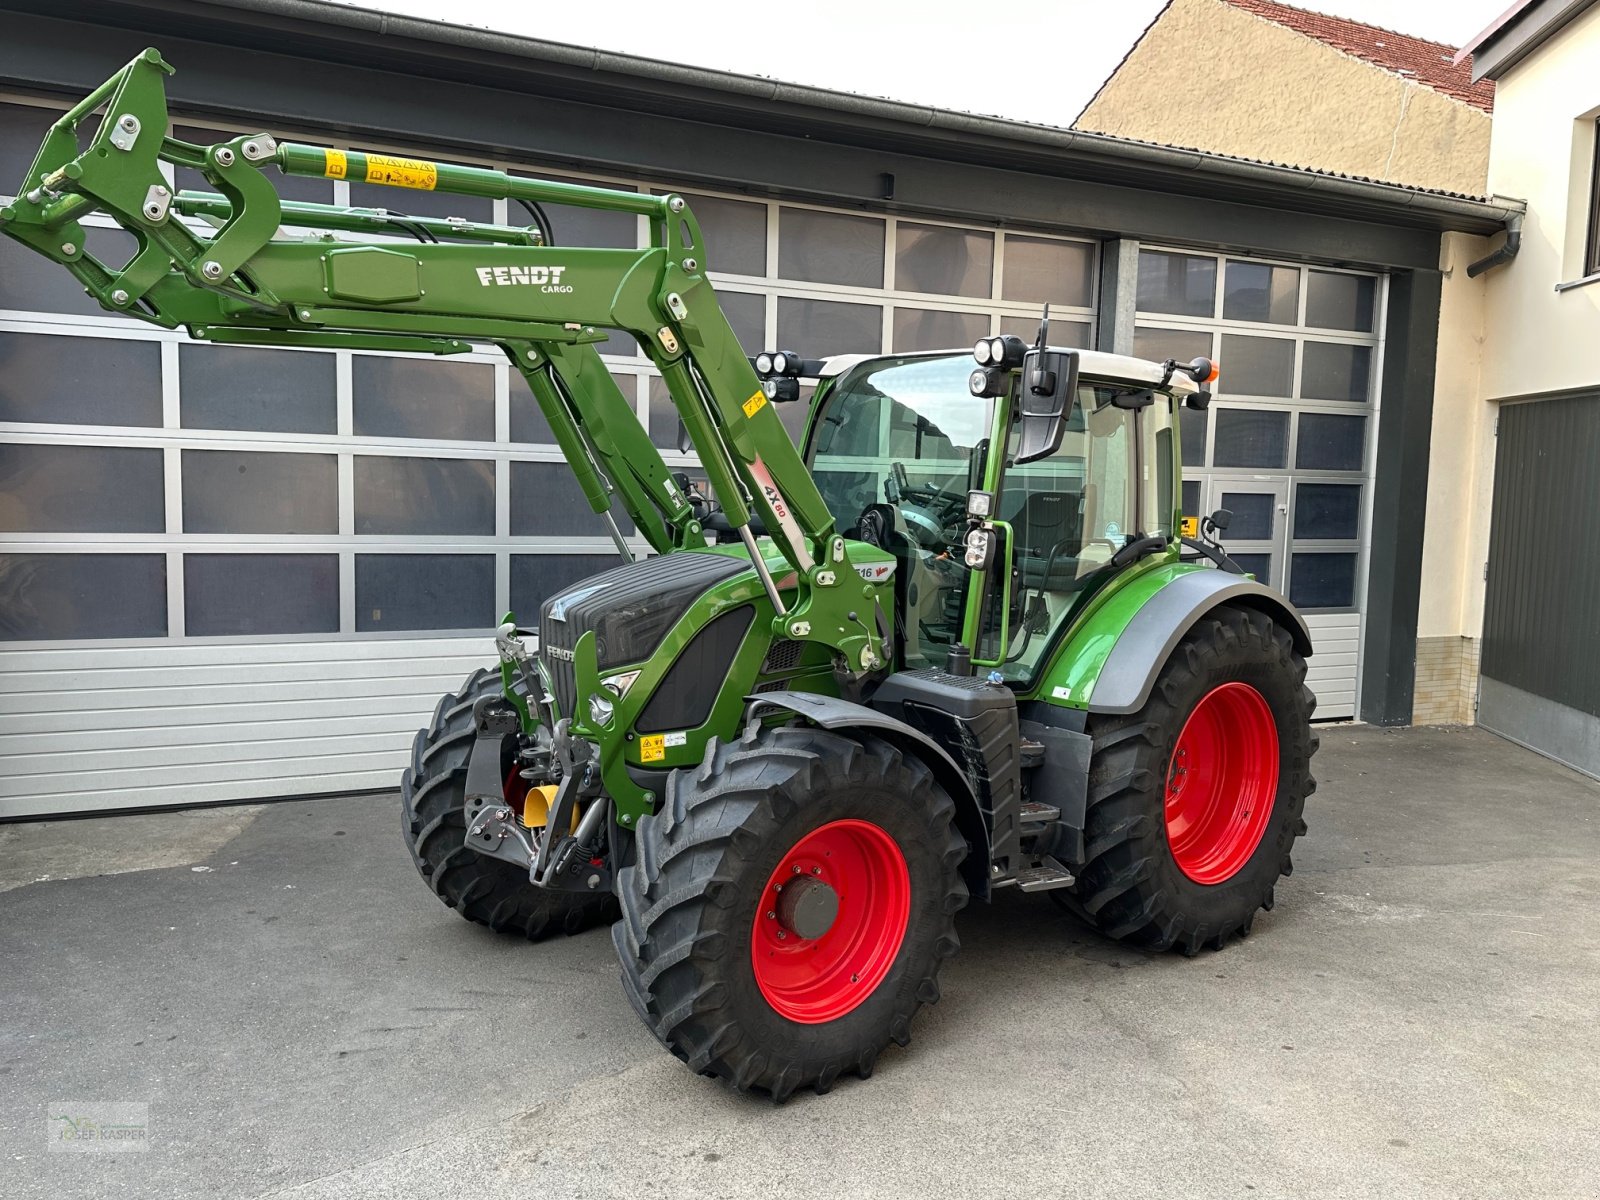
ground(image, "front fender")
xmin=1038 ymin=564 xmax=1312 ymax=716
xmin=745 ymin=690 xmax=993 ymax=901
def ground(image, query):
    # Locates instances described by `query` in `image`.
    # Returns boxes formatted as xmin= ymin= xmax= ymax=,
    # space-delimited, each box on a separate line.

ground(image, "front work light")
xmin=964 ymin=526 xmax=997 ymax=571
xmin=969 ymin=366 xmax=1007 ymax=398
xmin=972 ymin=335 xmax=1026 ymax=370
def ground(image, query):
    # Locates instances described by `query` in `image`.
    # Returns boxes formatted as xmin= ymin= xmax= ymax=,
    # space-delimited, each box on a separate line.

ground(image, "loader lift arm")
xmin=0 ymin=49 xmax=885 ymax=662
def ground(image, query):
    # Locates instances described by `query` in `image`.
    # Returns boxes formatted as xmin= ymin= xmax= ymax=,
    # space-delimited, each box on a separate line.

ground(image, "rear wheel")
xmin=1069 ymin=607 xmax=1315 ymax=954
xmin=401 ymin=667 xmax=616 ymax=939
xmin=613 ymin=724 xmax=967 ymax=1101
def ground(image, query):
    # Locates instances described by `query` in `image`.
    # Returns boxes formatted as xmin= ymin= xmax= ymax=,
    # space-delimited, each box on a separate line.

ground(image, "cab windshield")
xmin=807 ymin=354 xmax=1175 ymax=682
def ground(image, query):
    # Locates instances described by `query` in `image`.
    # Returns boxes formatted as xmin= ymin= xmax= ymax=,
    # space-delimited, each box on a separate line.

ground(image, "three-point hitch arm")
xmin=0 ymin=49 xmax=887 ymax=672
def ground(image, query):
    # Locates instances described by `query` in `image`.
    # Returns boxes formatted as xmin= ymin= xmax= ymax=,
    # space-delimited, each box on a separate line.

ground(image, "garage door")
xmin=1478 ymin=393 xmax=1600 ymax=778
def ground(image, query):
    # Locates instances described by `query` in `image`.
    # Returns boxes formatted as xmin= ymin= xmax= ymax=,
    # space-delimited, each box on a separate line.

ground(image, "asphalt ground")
xmin=2 ymin=723 xmax=1597 ymax=1199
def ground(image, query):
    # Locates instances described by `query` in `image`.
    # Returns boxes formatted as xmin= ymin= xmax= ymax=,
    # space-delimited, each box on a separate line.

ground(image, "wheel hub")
xmin=776 ymin=875 xmax=840 ymax=940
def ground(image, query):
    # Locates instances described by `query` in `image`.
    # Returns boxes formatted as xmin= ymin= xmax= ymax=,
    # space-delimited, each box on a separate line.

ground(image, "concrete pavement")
xmin=2 ymin=724 xmax=1597 ymax=1199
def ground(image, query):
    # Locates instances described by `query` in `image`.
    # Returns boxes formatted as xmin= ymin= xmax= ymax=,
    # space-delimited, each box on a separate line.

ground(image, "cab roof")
xmin=817 ymin=348 xmax=1202 ymax=395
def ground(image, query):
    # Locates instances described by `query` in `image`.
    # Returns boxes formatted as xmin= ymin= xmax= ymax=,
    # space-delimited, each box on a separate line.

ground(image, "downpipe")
xmin=1466 ymin=211 xmax=1523 ymax=278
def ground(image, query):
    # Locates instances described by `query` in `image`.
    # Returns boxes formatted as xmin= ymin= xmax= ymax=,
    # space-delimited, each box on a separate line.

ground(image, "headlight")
xmin=754 ymin=352 xmax=774 ymax=375
xmin=588 ymin=692 xmax=615 ymax=726
xmin=964 ymin=526 xmax=995 ymax=570
xmin=973 ymin=338 xmax=993 ymax=365
xmin=772 ymin=351 xmax=791 ymax=375
xmin=600 ymin=670 xmax=640 ymax=697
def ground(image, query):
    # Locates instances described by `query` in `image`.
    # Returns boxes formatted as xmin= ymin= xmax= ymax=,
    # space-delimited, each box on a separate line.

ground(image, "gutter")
xmin=127 ymin=0 xmax=1522 ymax=235
xmin=1466 ymin=211 xmax=1524 ymax=277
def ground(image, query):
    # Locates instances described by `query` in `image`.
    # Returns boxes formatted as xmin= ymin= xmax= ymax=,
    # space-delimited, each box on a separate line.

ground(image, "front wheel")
xmin=1069 ymin=606 xmax=1316 ymax=954
xmin=613 ymin=724 xmax=968 ymax=1101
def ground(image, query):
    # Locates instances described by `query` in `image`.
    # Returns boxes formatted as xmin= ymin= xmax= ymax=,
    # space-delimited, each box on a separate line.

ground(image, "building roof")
xmin=1456 ymin=0 xmax=1598 ymax=81
xmin=1218 ymin=0 xmax=1497 ymax=111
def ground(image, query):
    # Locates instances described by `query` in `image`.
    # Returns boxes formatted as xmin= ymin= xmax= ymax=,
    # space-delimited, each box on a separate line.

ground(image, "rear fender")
xmin=744 ymin=690 xmax=993 ymax=901
xmin=1084 ymin=570 xmax=1312 ymax=715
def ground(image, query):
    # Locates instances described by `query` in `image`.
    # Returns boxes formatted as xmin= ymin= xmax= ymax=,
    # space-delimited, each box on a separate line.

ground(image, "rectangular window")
xmin=1305 ymin=270 xmax=1376 ymax=332
xmin=895 ymin=222 xmax=993 ymax=298
xmin=1293 ymin=483 xmax=1362 ymax=540
xmin=183 ymin=449 xmax=337 ymax=535
xmin=1212 ymin=409 xmax=1289 ymax=469
xmin=1222 ymin=261 xmax=1299 ymax=325
xmin=1217 ymin=491 xmax=1276 ymax=540
xmin=1301 ymin=342 xmax=1372 ymax=403
xmin=719 ymin=291 xmax=767 ymax=355
xmin=1218 ymin=333 xmax=1295 ymax=398
xmin=1290 ymin=552 xmax=1358 ymax=609
xmin=1296 ymin=413 xmax=1366 ymax=470
xmin=510 ymin=461 xmax=628 ymax=537
xmin=0 ymin=444 xmax=164 ymax=532
xmin=778 ymin=208 xmax=885 ymax=288
xmin=1231 ymin=552 xmax=1273 ymax=584
xmin=355 ymin=553 xmax=494 ymax=632
xmin=519 ymin=174 xmax=638 ymax=249
xmin=352 ymin=356 xmax=495 ymax=442
xmin=180 ymin=344 xmax=336 ymax=434
xmin=0 ymin=332 xmax=162 ymax=427
xmin=510 ymin=553 xmax=622 ymax=621
xmin=777 ymin=297 xmax=882 ymax=356
xmin=1002 ymin=235 xmax=1093 ymax=309
xmin=353 ymin=456 xmax=494 ymax=536
xmin=1136 ymin=250 xmax=1215 ymax=317
xmin=1182 ymin=479 xmax=1201 ymax=521
xmin=891 ymin=308 xmax=988 ymax=354
xmin=0 ymin=552 xmax=167 ymax=640
xmin=675 ymin=192 xmax=767 ymax=277
xmin=185 ymin=554 xmax=339 ymax=636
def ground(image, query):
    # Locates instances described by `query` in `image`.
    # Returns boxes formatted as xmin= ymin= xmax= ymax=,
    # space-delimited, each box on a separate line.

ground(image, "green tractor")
xmin=4 ymin=51 xmax=1316 ymax=1100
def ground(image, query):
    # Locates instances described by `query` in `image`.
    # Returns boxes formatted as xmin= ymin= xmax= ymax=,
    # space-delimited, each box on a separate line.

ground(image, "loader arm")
xmin=1 ymin=49 xmax=884 ymax=664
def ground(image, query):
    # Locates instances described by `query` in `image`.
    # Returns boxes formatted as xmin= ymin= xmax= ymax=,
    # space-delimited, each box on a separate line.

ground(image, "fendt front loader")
xmin=4 ymin=52 xmax=1317 ymax=1099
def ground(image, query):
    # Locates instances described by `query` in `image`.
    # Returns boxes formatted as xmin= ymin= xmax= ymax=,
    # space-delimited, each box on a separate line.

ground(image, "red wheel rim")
xmin=1164 ymin=682 xmax=1279 ymax=885
xmin=750 ymin=819 xmax=911 ymax=1024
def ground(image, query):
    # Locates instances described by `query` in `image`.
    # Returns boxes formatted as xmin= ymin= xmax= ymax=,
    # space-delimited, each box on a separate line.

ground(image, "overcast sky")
xmin=336 ymin=0 xmax=1506 ymax=128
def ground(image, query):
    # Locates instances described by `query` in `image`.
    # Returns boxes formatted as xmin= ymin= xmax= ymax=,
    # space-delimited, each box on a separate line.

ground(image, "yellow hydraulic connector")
xmin=521 ymin=783 xmax=578 ymax=832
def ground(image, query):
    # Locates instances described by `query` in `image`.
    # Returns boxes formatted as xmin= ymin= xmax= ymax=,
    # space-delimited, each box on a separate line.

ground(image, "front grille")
xmin=539 ymin=611 xmax=579 ymax=720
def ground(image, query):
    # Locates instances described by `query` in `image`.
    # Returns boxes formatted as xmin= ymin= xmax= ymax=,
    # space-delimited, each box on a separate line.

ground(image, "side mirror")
xmin=1209 ymin=508 xmax=1233 ymax=533
xmin=1014 ymin=348 xmax=1080 ymax=464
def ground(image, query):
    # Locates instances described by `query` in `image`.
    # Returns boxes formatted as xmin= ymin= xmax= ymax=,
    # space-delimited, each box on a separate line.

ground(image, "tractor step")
xmin=1019 ymin=800 xmax=1061 ymax=834
xmin=1014 ymin=857 xmax=1075 ymax=893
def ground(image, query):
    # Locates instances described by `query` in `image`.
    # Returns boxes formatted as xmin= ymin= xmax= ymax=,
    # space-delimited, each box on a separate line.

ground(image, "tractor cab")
xmin=801 ymin=346 xmax=1203 ymax=685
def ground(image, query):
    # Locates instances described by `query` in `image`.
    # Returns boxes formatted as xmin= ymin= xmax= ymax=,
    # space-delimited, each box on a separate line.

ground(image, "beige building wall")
xmin=1479 ymin=2 xmax=1600 ymax=402
xmin=1078 ymin=0 xmax=1492 ymax=195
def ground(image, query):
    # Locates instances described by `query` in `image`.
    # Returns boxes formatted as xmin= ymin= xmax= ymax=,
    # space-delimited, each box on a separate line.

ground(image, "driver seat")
xmin=1007 ymin=491 xmax=1080 ymax=590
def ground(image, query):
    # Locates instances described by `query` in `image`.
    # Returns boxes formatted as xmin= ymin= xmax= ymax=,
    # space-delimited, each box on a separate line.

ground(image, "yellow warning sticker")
xmin=639 ymin=734 xmax=666 ymax=763
xmin=364 ymin=154 xmax=438 ymax=191
xmin=742 ymin=391 xmax=767 ymax=419
xmin=1180 ymin=515 xmax=1200 ymax=538
xmin=323 ymin=149 xmax=348 ymax=180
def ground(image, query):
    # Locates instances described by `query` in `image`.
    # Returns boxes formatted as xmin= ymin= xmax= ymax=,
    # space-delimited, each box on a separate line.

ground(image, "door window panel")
xmin=1293 ymin=483 xmax=1362 ymax=540
xmin=777 ymin=297 xmax=882 ymax=356
xmin=1306 ymin=270 xmax=1376 ymax=332
xmin=353 ymin=456 xmax=494 ymax=536
xmin=522 ymin=175 xmax=638 ymax=248
xmin=353 ymin=357 xmax=495 ymax=442
xmin=1136 ymin=250 xmax=1215 ymax=317
xmin=1296 ymin=412 xmax=1366 ymax=470
xmin=1212 ymin=409 xmax=1289 ymax=469
xmin=1002 ymin=236 xmax=1093 ymax=308
xmin=1223 ymin=261 xmax=1299 ymax=325
xmin=0 ymin=444 xmax=164 ymax=533
xmin=0 ymin=552 xmax=167 ymax=640
xmin=180 ymin=344 xmax=336 ymax=434
xmin=1180 ymin=409 xmax=1208 ymax=467
xmin=511 ymin=460 xmax=629 ymax=537
xmin=1218 ymin=491 xmax=1276 ymax=540
xmin=895 ymin=223 xmax=993 ymax=298
xmin=778 ymin=208 xmax=885 ymax=288
xmin=184 ymin=450 xmax=337 ymax=535
xmin=1231 ymin=552 xmax=1272 ymax=583
xmin=675 ymin=192 xmax=767 ymax=277
xmin=719 ymin=291 xmax=766 ymax=355
xmin=1218 ymin=333 xmax=1295 ymax=397
xmin=185 ymin=554 xmax=338 ymax=636
xmin=1301 ymin=342 xmax=1372 ymax=402
xmin=892 ymin=308 xmax=988 ymax=353
xmin=0 ymin=333 xmax=162 ymax=427
xmin=355 ymin=554 xmax=494 ymax=631
xmin=1290 ymin=552 xmax=1358 ymax=609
